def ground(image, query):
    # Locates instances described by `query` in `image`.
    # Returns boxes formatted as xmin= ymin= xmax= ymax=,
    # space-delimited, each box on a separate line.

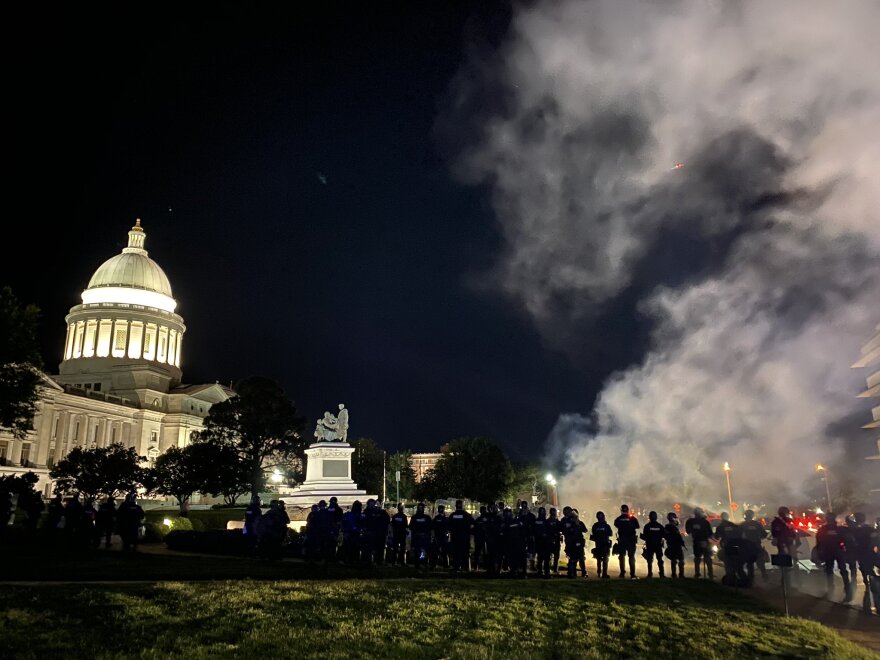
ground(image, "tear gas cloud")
xmin=446 ymin=1 xmax=880 ymax=512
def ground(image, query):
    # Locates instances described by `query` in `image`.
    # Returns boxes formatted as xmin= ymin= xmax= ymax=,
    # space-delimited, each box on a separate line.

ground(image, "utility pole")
xmin=396 ymin=470 xmax=400 ymax=506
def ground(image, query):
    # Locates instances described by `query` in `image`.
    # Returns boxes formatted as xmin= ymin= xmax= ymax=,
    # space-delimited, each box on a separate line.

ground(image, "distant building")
xmin=409 ymin=444 xmax=449 ymax=483
xmin=853 ymin=322 xmax=880 ymax=488
xmin=0 ymin=220 xmax=232 ymax=495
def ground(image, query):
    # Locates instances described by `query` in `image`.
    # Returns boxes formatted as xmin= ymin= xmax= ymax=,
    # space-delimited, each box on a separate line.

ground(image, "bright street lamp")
xmin=816 ymin=464 xmax=832 ymax=513
xmin=271 ymin=468 xmax=283 ymax=484
xmin=722 ymin=462 xmax=735 ymax=518
xmin=545 ymin=473 xmax=558 ymax=507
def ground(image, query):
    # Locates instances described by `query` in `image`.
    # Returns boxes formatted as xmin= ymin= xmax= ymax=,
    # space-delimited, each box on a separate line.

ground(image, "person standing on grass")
xmin=117 ymin=492 xmax=145 ymax=553
xmin=244 ymin=496 xmax=262 ymax=539
xmin=448 ymin=500 xmax=474 ymax=572
xmin=390 ymin=504 xmax=409 ymax=566
xmin=83 ymin=497 xmax=98 ymax=549
xmin=640 ymin=511 xmax=665 ymax=578
xmin=533 ymin=507 xmax=553 ymax=579
xmin=472 ymin=505 xmax=489 ymax=571
xmin=664 ymin=512 xmax=686 ymax=579
xmin=484 ymin=503 xmax=503 ymax=576
xmin=501 ymin=507 xmax=527 ymax=578
xmin=327 ymin=497 xmax=343 ymax=561
xmin=563 ymin=509 xmax=588 ymax=579
xmin=614 ymin=504 xmax=639 ymax=579
xmin=21 ymin=491 xmax=45 ymax=531
xmin=685 ymin=507 xmax=714 ymax=579
xmin=96 ymin=497 xmax=116 ymax=549
xmin=516 ymin=501 xmax=537 ymax=572
xmin=816 ymin=515 xmax=854 ymax=603
xmin=431 ymin=504 xmax=449 ymax=569
xmin=590 ymin=511 xmax=613 ymax=579
xmin=548 ymin=507 xmax=563 ymax=575
xmin=341 ymin=500 xmax=363 ymax=564
xmin=44 ymin=493 xmax=63 ymax=533
xmin=740 ymin=510 xmax=768 ymax=583
xmin=408 ymin=502 xmax=432 ymax=571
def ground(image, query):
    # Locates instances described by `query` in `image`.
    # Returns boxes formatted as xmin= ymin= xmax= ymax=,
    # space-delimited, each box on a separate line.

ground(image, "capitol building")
xmin=0 ymin=220 xmax=232 ymax=495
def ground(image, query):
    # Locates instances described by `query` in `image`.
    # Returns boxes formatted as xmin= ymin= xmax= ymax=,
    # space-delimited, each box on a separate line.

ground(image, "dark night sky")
xmin=3 ymin=4 xmax=648 ymax=463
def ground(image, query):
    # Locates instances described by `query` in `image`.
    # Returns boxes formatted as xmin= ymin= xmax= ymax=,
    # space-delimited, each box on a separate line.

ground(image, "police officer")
xmin=484 ymin=503 xmax=503 ymax=576
xmin=564 ymin=509 xmax=588 ymax=578
xmin=408 ymin=502 xmax=432 ymax=570
xmin=326 ymin=496 xmax=344 ymax=561
xmin=517 ymin=501 xmax=537 ymax=572
xmin=590 ymin=511 xmax=613 ymax=579
xmin=472 ymin=505 xmax=489 ymax=570
xmin=244 ymin=495 xmax=263 ymax=555
xmin=640 ymin=511 xmax=665 ymax=578
xmin=664 ymin=512 xmax=686 ymax=578
xmin=851 ymin=512 xmax=878 ymax=594
xmin=501 ymin=507 xmax=527 ymax=577
xmin=362 ymin=499 xmax=390 ymax=566
xmin=117 ymin=492 xmax=145 ymax=553
xmin=95 ymin=496 xmax=116 ymax=549
xmin=548 ymin=507 xmax=563 ymax=575
xmin=533 ymin=507 xmax=553 ymax=578
xmin=448 ymin=500 xmax=474 ymax=572
xmin=740 ymin=510 xmax=768 ymax=582
xmin=771 ymin=506 xmax=800 ymax=587
xmin=614 ymin=504 xmax=640 ymax=579
xmin=390 ymin=504 xmax=409 ymax=566
xmin=45 ymin=493 xmax=64 ymax=533
xmin=715 ymin=512 xmax=741 ymax=585
xmin=431 ymin=504 xmax=449 ymax=569
xmin=685 ymin=507 xmax=714 ymax=579
xmin=816 ymin=515 xmax=854 ymax=603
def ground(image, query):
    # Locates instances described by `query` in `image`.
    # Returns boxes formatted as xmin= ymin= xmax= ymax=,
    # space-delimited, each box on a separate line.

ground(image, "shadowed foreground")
xmin=1 ymin=578 xmax=874 ymax=659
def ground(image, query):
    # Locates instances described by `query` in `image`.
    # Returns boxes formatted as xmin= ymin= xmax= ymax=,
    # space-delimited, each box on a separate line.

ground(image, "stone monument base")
xmin=278 ymin=441 xmax=376 ymax=510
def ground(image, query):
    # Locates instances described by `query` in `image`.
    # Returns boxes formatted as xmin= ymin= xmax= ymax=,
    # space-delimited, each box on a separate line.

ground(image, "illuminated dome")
xmin=80 ymin=219 xmax=176 ymax=313
xmin=60 ymin=219 xmax=186 ymax=383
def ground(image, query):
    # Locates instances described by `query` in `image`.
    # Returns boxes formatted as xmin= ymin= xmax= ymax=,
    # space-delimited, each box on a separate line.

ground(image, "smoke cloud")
xmin=446 ymin=1 xmax=880 ymax=511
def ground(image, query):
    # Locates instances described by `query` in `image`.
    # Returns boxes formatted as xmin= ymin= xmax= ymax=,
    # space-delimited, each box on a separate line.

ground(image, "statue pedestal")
xmin=279 ymin=442 xmax=376 ymax=509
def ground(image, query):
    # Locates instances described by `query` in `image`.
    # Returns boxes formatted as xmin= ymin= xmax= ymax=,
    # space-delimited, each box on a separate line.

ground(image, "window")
xmin=150 ymin=430 xmax=158 ymax=445
xmin=115 ymin=327 xmax=128 ymax=351
xmin=94 ymin=383 xmax=101 ymax=392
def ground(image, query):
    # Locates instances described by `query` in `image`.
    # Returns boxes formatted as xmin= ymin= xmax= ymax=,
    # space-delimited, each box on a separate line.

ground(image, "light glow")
xmin=163 ymin=518 xmax=172 ymax=527
xmin=82 ymin=286 xmax=177 ymax=313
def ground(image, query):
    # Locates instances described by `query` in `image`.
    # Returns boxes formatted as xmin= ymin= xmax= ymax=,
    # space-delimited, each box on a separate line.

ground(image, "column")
xmin=96 ymin=319 xmax=112 ymax=357
xmin=157 ymin=325 xmax=169 ymax=363
xmin=83 ymin=319 xmax=98 ymax=357
xmin=64 ymin=323 xmax=75 ymax=360
xmin=167 ymin=329 xmax=177 ymax=365
xmin=9 ymin=439 xmax=23 ymax=465
xmin=175 ymin=332 xmax=182 ymax=367
xmin=73 ymin=321 xmax=85 ymax=358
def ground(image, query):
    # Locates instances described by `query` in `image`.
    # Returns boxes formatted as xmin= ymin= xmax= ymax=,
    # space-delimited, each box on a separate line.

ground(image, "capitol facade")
xmin=0 ymin=220 xmax=232 ymax=495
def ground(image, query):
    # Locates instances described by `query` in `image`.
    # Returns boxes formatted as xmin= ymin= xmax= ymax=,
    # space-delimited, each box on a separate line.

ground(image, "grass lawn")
xmin=1 ymin=574 xmax=874 ymax=659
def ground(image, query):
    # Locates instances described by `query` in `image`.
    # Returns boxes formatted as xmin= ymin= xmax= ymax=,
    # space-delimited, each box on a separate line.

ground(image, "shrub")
xmin=163 ymin=528 xmax=304 ymax=557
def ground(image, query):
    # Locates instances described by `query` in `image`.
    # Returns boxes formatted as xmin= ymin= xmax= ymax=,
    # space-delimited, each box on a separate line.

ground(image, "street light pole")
xmin=545 ymin=473 xmax=559 ymax=507
xmin=816 ymin=464 xmax=832 ymax=513
xmin=723 ymin=462 xmax=734 ymax=517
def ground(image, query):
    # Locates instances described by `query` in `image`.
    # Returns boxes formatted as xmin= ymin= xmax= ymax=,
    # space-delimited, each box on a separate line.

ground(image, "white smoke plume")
xmin=446 ymin=1 xmax=880 ymax=511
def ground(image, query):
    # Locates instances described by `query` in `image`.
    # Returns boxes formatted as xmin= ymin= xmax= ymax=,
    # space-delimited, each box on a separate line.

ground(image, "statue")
xmin=314 ymin=403 xmax=349 ymax=442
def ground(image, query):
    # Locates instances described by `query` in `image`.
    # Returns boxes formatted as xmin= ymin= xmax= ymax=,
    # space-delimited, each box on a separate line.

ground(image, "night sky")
xmin=3 ymin=4 xmax=646 ymax=463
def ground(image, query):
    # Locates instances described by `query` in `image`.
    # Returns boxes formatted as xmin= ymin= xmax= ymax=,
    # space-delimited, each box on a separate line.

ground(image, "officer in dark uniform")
xmin=564 ymin=509 xmax=588 ymax=578
xmin=614 ymin=504 xmax=640 ymax=579
xmin=816 ymin=515 xmax=854 ymax=603
xmin=362 ymin=499 xmax=390 ymax=566
xmin=45 ymin=493 xmax=64 ymax=533
xmin=472 ymin=505 xmax=489 ymax=570
xmin=590 ymin=511 xmax=613 ymax=579
xmin=548 ymin=507 xmax=562 ymax=575
xmin=640 ymin=511 xmax=665 ymax=578
xmin=244 ymin=495 xmax=263 ymax=555
xmin=740 ymin=509 xmax=768 ymax=582
xmin=431 ymin=504 xmax=449 ymax=569
xmin=714 ymin=512 xmax=742 ymax=584
xmin=501 ymin=507 xmax=527 ymax=577
xmin=851 ymin=512 xmax=878 ymax=606
xmin=517 ymin=501 xmax=537 ymax=572
xmin=533 ymin=507 xmax=553 ymax=578
xmin=685 ymin=507 xmax=715 ymax=579
xmin=484 ymin=503 xmax=503 ymax=576
xmin=770 ymin=506 xmax=800 ymax=587
xmin=664 ymin=512 xmax=686 ymax=578
xmin=408 ymin=502 xmax=432 ymax=571
xmin=326 ymin=496 xmax=344 ymax=560
xmin=448 ymin=500 xmax=474 ymax=572
xmin=390 ymin=504 xmax=409 ymax=566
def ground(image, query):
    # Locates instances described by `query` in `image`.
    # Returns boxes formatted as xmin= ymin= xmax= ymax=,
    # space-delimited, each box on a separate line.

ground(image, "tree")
xmin=195 ymin=376 xmax=306 ymax=497
xmin=351 ymin=437 xmax=386 ymax=501
xmin=0 ymin=286 xmax=44 ymax=439
xmin=0 ymin=471 xmax=40 ymax=498
xmin=419 ymin=437 xmax=513 ymax=505
xmin=505 ymin=462 xmax=544 ymax=507
xmin=385 ymin=451 xmax=418 ymax=504
xmin=150 ymin=446 xmax=202 ymax=514
xmin=190 ymin=442 xmax=251 ymax=505
xmin=49 ymin=444 xmax=147 ymax=499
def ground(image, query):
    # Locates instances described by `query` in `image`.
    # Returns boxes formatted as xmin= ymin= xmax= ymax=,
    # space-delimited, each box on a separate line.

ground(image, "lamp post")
xmin=722 ymin=462 xmax=734 ymax=517
xmin=816 ymin=464 xmax=832 ymax=513
xmin=545 ymin=473 xmax=558 ymax=507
